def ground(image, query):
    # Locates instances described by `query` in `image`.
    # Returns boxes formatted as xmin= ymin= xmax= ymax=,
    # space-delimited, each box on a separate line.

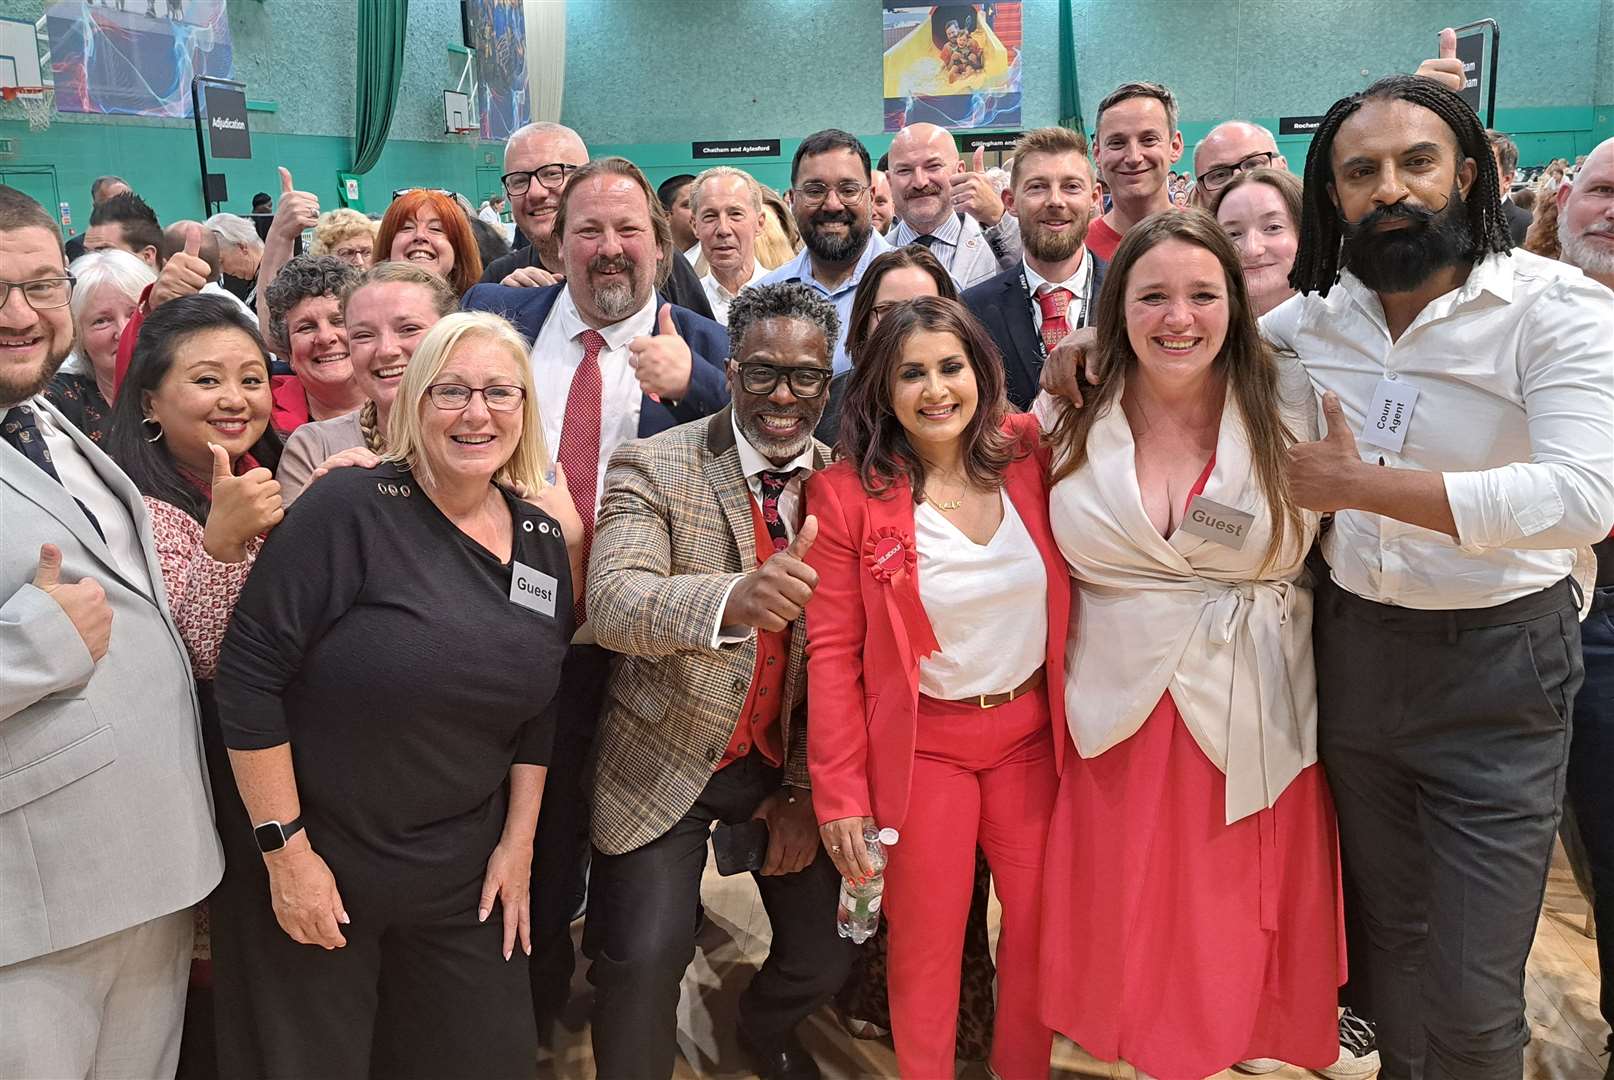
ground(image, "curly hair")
xmin=726 ymin=282 xmax=840 ymax=363
xmin=309 ymin=208 xmax=375 ymax=259
xmin=265 ymin=255 xmax=360 ymax=355
xmin=1292 ymin=73 xmax=1512 ymax=296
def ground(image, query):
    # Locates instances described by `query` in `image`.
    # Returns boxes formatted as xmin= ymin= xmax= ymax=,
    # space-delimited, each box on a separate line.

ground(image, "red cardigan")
xmin=802 ymin=412 xmax=1071 ymax=830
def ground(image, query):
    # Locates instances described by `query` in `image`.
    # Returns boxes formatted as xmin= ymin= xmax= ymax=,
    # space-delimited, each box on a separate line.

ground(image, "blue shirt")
xmin=756 ymin=230 xmax=893 ymax=374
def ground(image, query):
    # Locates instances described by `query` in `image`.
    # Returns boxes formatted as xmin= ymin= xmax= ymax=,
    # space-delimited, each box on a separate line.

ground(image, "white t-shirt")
xmin=914 ymin=490 xmax=1047 ymax=699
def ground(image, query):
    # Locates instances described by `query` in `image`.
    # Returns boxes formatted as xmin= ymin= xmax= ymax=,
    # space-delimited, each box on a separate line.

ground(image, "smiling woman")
xmin=376 ymin=189 xmax=484 ymax=296
xmin=264 ymin=255 xmax=365 ymax=433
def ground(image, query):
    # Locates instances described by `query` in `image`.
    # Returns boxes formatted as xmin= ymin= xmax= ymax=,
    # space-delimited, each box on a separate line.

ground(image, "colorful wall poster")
xmin=464 ymin=0 xmax=529 ymax=142
xmin=45 ymin=0 xmax=234 ymax=118
xmin=883 ymin=2 xmax=1022 ymax=132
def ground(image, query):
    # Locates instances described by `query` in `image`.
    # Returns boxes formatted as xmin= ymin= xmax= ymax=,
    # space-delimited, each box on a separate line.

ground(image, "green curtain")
xmin=352 ymin=0 xmax=408 ymax=175
xmin=1058 ymin=0 xmax=1084 ymax=134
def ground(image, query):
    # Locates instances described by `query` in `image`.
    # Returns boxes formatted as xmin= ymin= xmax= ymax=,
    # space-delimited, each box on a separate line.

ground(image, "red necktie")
xmin=557 ymin=329 xmax=604 ymax=622
xmin=1037 ymin=285 xmax=1074 ymax=354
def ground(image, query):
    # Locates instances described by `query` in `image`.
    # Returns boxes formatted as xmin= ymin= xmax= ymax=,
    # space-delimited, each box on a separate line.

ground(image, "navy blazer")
xmin=461 ymin=283 xmax=731 ymax=437
xmin=962 ymin=254 xmax=1109 ymax=411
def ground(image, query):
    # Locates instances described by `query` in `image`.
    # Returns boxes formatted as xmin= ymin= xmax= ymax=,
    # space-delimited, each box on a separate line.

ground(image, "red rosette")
xmin=864 ymin=527 xmax=915 ymax=583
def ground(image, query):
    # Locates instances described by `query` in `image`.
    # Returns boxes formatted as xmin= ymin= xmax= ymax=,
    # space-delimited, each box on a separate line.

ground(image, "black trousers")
xmin=1315 ymin=576 xmax=1582 ymax=1080
xmin=528 ymin=642 xmax=610 ymax=1030
xmin=588 ymin=751 xmax=856 ymax=1080
xmin=1566 ymin=586 xmax=1614 ymax=1051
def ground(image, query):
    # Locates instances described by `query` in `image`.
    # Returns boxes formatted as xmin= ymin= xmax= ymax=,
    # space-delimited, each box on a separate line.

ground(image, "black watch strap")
xmin=252 ymin=815 xmax=305 ymax=854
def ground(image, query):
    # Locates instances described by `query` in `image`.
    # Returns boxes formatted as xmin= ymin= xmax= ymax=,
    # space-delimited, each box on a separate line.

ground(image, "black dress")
xmin=44 ymin=371 xmax=113 ymax=445
xmin=214 ymin=463 xmax=571 ymax=1079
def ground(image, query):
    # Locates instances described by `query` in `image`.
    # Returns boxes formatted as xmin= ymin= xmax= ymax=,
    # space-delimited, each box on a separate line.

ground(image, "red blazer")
xmin=803 ymin=412 xmax=1071 ymax=830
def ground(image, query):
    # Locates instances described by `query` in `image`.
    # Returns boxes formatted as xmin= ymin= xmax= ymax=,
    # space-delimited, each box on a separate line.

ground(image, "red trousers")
xmin=881 ymin=689 xmax=1059 ymax=1079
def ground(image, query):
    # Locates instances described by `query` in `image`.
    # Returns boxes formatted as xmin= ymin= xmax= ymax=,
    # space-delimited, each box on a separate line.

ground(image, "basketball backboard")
xmin=0 ymin=17 xmax=44 ymax=90
xmin=444 ymin=89 xmax=473 ymax=134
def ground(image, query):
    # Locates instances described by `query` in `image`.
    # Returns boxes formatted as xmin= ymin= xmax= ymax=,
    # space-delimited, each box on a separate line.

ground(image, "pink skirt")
xmin=1040 ymin=693 xmax=1346 ymax=1079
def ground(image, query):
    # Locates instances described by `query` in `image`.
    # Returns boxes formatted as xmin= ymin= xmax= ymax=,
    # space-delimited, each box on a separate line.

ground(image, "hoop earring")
xmin=141 ymin=417 xmax=163 ymax=443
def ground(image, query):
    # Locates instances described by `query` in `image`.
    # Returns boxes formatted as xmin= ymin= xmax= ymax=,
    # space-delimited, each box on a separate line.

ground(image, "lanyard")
xmin=1018 ymin=262 xmax=1091 ymax=363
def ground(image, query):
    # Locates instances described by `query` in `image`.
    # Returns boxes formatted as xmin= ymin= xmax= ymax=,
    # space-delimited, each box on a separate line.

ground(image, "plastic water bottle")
xmin=836 ymin=825 xmax=899 ymax=944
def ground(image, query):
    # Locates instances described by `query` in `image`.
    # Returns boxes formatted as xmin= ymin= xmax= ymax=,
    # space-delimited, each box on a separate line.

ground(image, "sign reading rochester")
xmin=204 ymin=84 xmax=251 ymax=159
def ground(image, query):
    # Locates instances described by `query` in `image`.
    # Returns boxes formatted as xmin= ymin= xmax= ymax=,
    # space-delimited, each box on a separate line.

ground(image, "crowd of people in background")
xmin=3 ymin=29 xmax=1614 ymax=1080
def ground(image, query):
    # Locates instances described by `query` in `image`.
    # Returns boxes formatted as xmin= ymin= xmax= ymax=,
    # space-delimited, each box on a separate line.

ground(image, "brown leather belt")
xmin=959 ymin=666 xmax=1045 ymax=709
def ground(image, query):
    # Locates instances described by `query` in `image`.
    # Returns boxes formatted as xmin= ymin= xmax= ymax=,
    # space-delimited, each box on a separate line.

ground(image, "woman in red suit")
xmin=804 ymin=296 xmax=1069 ymax=1079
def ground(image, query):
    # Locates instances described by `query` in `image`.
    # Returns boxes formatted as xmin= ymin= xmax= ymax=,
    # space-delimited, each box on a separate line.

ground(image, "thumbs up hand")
xmin=949 ymin=145 xmax=1005 ymax=227
xmin=150 ymin=222 xmax=213 ymax=309
xmin=1414 ymin=28 xmax=1467 ymax=93
xmin=627 ymin=304 xmax=694 ymax=402
xmin=268 ymin=166 xmax=320 ymax=244
xmin=1285 ymin=392 xmax=1368 ymax=512
xmin=720 ymin=514 xmax=820 ymax=633
xmin=202 ymin=443 xmax=284 ymax=563
xmin=32 ymin=543 xmax=113 ymax=662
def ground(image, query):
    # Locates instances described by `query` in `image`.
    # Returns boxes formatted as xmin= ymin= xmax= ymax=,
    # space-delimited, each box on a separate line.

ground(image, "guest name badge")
xmin=1357 ymin=377 xmax=1419 ymax=454
xmin=1180 ymin=496 xmax=1255 ymax=551
xmin=509 ymin=562 xmax=559 ymax=618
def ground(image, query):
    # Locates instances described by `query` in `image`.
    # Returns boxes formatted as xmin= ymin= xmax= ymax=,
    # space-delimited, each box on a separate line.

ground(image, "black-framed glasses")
xmin=426 ymin=382 xmax=526 ymax=412
xmin=737 ymin=362 xmax=830 ymax=399
xmin=0 ymin=273 xmax=74 ymax=312
xmin=1197 ymin=152 xmax=1278 ymax=192
xmin=795 ymin=181 xmax=868 ymax=207
xmin=393 ymin=187 xmax=456 ymax=201
xmin=501 ymin=163 xmax=579 ymax=196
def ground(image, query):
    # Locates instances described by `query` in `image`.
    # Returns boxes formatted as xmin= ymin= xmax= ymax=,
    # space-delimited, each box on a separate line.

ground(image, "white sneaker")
xmin=1233 ymin=1062 xmax=1286 ymax=1076
xmin=1316 ymin=1008 xmax=1380 ymax=1079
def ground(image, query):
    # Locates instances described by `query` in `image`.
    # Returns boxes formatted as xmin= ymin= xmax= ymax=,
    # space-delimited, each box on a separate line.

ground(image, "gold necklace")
xmin=928 ymin=474 xmax=968 ymax=512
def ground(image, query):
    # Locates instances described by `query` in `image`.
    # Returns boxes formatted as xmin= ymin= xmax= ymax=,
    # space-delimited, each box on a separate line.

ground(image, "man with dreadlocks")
xmin=1267 ymin=74 xmax=1614 ymax=1080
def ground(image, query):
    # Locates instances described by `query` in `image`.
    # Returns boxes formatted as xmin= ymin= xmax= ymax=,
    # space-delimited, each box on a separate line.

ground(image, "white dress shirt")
xmin=711 ymin=411 xmax=817 ymax=645
xmin=700 ymin=261 xmax=768 ymax=326
xmin=1261 ymin=251 xmax=1614 ymax=610
xmin=1023 ymin=251 xmax=1095 ymax=336
xmin=28 ymin=396 xmax=151 ymax=594
xmin=529 ymin=288 xmax=651 ymax=509
xmin=201 ymin=281 xmax=260 ymax=328
xmin=914 ymin=492 xmax=1047 ymax=699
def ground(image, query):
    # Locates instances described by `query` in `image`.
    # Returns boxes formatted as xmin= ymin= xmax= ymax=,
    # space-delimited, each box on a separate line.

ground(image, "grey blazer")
xmin=891 ymin=211 xmax=1018 ymax=291
xmin=0 ymin=397 xmax=223 ymax=966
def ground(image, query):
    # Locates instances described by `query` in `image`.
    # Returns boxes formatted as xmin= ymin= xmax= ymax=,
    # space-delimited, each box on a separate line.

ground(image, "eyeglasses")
xmin=794 ymin=181 xmax=868 ymax=207
xmin=0 ymin=274 xmax=74 ymax=312
xmin=737 ymin=362 xmax=830 ymax=399
xmin=501 ymin=163 xmax=579 ymax=197
xmin=426 ymin=382 xmax=526 ymax=411
xmin=392 ymin=188 xmax=457 ymax=201
xmin=1197 ymin=152 xmax=1278 ymax=192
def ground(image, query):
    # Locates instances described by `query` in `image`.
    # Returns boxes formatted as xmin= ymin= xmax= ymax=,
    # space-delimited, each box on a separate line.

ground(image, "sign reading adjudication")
xmin=203 ymin=85 xmax=251 ymax=159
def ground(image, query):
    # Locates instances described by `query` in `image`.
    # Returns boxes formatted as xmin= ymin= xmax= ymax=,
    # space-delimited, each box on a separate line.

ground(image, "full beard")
xmin=1559 ymin=217 xmax=1614 ymax=279
xmin=585 ymin=255 xmax=648 ymax=321
xmin=1341 ymin=184 xmax=1476 ymax=293
xmin=0 ymin=332 xmax=71 ymax=404
xmin=802 ymin=210 xmax=871 ymax=263
xmin=1022 ymin=217 xmax=1089 ymax=264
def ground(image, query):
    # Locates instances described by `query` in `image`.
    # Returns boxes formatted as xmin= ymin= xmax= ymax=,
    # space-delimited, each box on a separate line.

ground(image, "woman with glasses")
xmin=276 ymin=263 xmax=458 ymax=505
xmin=375 ymin=190 xmax=483 ymax=296
xmin=804 ymin=297 xmax=1069 ymax=1080
xmin=309 ymin=209 xmax=377 ymax=270
xmin=214 ymin=311 xmax=581 ymax=1078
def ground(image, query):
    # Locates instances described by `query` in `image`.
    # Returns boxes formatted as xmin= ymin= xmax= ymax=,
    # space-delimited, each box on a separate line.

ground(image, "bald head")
xmin=887 ymin=123 xmax=964 ymax=234
xmin=1193 ymin=121 xmax=1285 ymax=210
xmin=504 ymin=122 xmax=590 ymax=249
xmin=161 ymin=220 xmax=222 ymax=280
xmin=1557 ymin=137 xmax=1614 ymax=289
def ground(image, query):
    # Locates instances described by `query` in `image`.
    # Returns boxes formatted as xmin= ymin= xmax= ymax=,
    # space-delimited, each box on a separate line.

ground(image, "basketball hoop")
xmin=0 ymin=86 xmax=54 ymax=132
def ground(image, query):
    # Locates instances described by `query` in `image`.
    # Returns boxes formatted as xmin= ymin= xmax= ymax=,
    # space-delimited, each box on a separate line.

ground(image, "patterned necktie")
xmin=2 ymin=405 xmax=104 ymax=541
xmin=757 ymin=470 xmax=798 ymax=556
xmin=911 ymin=233 xmax=938 ymax=248
xmin=1037 ymin=285 xmax=1075 ymax=354
xmin=557 ymin=329 xmax=605 ymax=622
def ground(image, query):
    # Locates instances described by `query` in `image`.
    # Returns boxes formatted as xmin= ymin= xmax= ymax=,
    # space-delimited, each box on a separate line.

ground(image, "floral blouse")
xmin=45 ymin=372 xmax=113 ymax=445
xmin=144 ymin=497 xmax=263 ymax=681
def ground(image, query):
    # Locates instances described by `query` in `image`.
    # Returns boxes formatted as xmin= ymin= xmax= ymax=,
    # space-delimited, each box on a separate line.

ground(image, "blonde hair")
xmin=384 ymin=312 xmax=548 ymax=496
xmin=755 ymin=186 xmax=801 ymax=270
xmin=309 ymin=208 xmax=376 ymax=257
xmin=342 ymin=262 xmax=462 ymax=454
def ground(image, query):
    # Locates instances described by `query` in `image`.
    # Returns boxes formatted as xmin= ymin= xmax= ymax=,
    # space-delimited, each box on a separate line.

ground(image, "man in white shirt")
xmin=1272 ymin=75 xmax=1614 ymax=1080
xmin=963 ymin=126 xmax=1106 ymax=410
xmin=691 ymin=166 xmax=769 ymax=325
xmin=886 ymin=122 xmax=1019 ymax=289
xmin=460 ymin=156 xmax=730 ymax=1040
xmin=758 ymin=129 xmax=893 ymax=373
xmin=478 ymin=192 xmax=506 ymax=227
xmin=1 ymin=185 xmax=223 ymax=1080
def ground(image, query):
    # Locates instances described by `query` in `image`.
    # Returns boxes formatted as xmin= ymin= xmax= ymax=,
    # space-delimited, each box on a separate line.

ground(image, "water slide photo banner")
xmin=465 ymin=0 xmax=529 ymax=141
xmin=44 ymin=0 xmax=234 ymax=118
xmin=883 ymin=2 xmax=1022 ymax=132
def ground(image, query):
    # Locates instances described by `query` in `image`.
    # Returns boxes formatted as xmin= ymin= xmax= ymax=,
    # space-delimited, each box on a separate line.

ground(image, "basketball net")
xmin=1 ymin=87 xmax=55 ymax=132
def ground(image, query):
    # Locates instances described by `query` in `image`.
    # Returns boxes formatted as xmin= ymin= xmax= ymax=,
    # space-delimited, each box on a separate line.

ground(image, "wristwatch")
xmin=252 ymin=816 xmax=305 ymax=854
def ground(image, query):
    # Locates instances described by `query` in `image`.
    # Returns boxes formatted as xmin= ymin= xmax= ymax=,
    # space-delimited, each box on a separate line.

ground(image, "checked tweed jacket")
xmin=587 ymin=407 xmax=831 ymax=856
